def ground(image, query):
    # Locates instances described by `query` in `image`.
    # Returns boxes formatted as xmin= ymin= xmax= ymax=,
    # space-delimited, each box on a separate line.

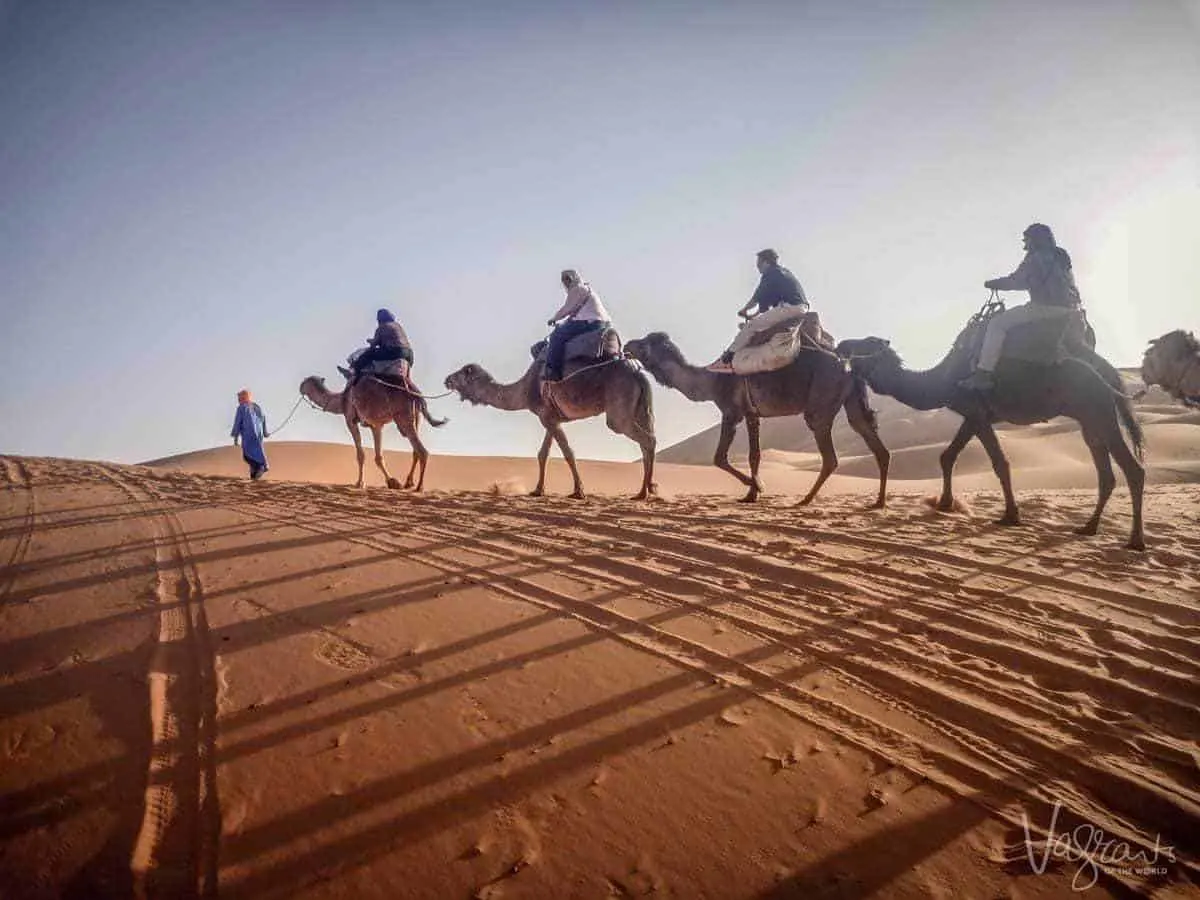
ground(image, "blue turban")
xmin=377 ymin=308 xmax=396 ymax=324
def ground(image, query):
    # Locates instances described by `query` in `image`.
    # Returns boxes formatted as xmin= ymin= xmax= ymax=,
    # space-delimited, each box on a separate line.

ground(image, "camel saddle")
xmin=732 ymin=311 xmax=836 ymax=375
xmin=986 ymin=307 xmax=1095 ymax=365
xmin=530 ymin=327 xmax=623 ymax=366
xmin=359 ymin=358 xmax=411 ymax=383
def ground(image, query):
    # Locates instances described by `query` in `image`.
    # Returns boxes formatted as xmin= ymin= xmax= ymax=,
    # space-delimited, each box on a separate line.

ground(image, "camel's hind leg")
xmin=370 ymin=424 xmax=401 ymax=489
xmin=1076 ymin=423 xmax=1116 ymax=539
xmin=1106 ymin=422 xmax=1146 ymax=551
xmin=551 ymin=425 xmax=586 ymax=500
xmin=607 ymin=397 xmax=657 ymax=501
xmin=713 ymin=414 xmax=757 ymax=500
xmin=937 ymin=420 xmax=976 ymax=511
xmin=844 ymin=388 xmax=890 ymax=509
xmin=396 ymin=412 xmax=429 ymax=491
xmin=798 ymin=412 xmax=837 ymax=506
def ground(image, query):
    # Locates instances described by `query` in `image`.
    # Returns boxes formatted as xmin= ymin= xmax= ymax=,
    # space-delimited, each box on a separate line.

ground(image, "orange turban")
xmin=237 ymin=389 xmax=251 ymax=403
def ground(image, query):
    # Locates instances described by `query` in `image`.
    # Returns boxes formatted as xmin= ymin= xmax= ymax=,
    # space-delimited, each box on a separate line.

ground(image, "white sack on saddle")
xmin=731 ymin=325 xmax=805 ymax=375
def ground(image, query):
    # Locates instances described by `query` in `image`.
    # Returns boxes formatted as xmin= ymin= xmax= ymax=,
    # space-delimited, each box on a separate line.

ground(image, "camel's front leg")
xmin=371 ymin=424 xmax=401 ymax=489
xmin=530 ymin=429 xmax=553 ymax=497
xmin=742 ymin=415 xmax=766 ymax=503
xmin=347 ymin=417 xmax=366 ymax=489
xmin=975 ymin=421 xmax=1019 ymax=525
xmin=713 ymin=415 xmax=754 ymax=499
xmin=937 ymin=420 xmax=976 ymax=511
xmin=551 ymin=425 xmax=585 ymax=500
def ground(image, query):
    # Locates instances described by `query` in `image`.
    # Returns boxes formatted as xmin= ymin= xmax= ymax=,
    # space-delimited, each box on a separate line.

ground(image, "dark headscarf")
xmin=377 ymin=308 xmax=396 ymax=324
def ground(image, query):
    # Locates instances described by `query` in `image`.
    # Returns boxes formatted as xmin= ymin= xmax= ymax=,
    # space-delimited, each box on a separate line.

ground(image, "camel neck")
xmin=651 ymin=355 xmax=719 ymax=402
xmin=869 ymin=354 xmax=956 ymax=411
xmin=476 ymin=364 xmax=536 ymax=411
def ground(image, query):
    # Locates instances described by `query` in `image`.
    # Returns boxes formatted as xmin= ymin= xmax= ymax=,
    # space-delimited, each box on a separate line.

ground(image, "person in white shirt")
xmin=544 ymin=269 xmax=612 ymax=381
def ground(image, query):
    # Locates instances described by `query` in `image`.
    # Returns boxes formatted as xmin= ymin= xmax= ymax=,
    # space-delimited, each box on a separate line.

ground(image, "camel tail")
xmin=418 ymin=395 xmax=449 ymax=428
xmin=1116 ymin=389 xmax=1145 ymax=463
xmin=1078 ymin=352 xmax=1145 ymax=463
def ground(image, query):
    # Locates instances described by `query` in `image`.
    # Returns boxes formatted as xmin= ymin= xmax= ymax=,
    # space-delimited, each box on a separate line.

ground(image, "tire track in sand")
xmin=98 ymin=467 xmax=220 ymax=899
xmin=0 ymin=458 xmax=38 ymax=606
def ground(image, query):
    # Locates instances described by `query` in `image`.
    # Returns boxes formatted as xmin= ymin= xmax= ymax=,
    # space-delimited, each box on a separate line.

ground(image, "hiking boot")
xmin=958 ymin=369 xmax=996 ymax=392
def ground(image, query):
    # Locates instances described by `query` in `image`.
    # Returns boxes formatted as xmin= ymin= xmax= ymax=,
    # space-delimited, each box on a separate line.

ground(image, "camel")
xmin=836 ymin=316 xmax=1146 ymax=549
xmin=1141 ymin=330 xmax=1200 ymax=407
xmin=443 ymin=356 xmax=656 ymax=500
xmin=623 ymin=332 xmax=890 ymax=507
xmin=299 ymin=374 xmax=447 ymax=491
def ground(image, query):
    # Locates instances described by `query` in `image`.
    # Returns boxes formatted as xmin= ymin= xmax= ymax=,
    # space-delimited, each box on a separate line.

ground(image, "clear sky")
xmin=2 ymin=0 xmax=1197 ymax=464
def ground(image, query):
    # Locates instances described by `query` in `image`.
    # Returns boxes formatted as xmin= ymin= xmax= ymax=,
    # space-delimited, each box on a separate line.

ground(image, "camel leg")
xmin=713 ymin=414 xmax=755 ymax=498
xmin=530 ymin=429 xmax=553 ymax=497
xmin=347 ymin=418 xmax=367 ymax=489
xmin=1105 ymin=422 xmax=1146 ymax=551
xmin=975 ymin=422 xmax=1020 ymax=525
xmin=397 ymin=415 xmax=430 ymax=492
xmin=371 ymin=424 xmax=401 ymax=489
xmin=845 ymin=393 xmax=890 ymax=509
xmin=608 ymin=403 xmax=657 ymax=501
xmin=740 ymin=415 xmax=765 ymax=503
xmin=937 ymin=420 xmax=977 ymax=511
xmin=798 ymin=413 xmax=837 ymax=506
xmin=1075 ymin=424 xmax=1115 ymax=538
xmin=551 ymin=425 xmax=586 ymax=500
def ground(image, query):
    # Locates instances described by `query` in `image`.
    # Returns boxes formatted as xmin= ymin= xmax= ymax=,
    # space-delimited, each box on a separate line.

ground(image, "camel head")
xmin=835 ymin=337 xmax=899 ymax=383
xmin=444 ymin=363 xmax=494 ymax=405
xmin=299 ymin=375 xmax=332 ymax=401
xmin=1142 ymin=330 xmax=1197 ymax=387
xmin=624 ymin=332 xmax=686 ymax=370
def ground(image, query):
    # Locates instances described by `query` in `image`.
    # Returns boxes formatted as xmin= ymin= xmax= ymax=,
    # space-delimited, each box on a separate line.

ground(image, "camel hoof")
xmin=386 ymin=477 xmax=402 ymax=490
xmin=867 ymin=500 xmax=886 ymax=510
xmin=568 ymin=492 xmax=586 ymax=501
xmin=934 ymin=497 xmax=955 ymax=512
xmin=528 ymin=489 xmax=545 ymax=498
xmin=1074 ymin=523 xmax=1099 ymax=537
xmin=1126 ymin=536 xmax=1146 ymax=552
xmin=994 ymin=513 xmax=1021 ymax=527
xmin=738 ymin=494 xmax=759 ymax=504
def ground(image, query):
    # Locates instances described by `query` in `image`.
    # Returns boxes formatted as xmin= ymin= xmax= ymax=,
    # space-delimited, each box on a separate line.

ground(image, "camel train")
xmin=297 ymin=242 xmax=1197 ymax=552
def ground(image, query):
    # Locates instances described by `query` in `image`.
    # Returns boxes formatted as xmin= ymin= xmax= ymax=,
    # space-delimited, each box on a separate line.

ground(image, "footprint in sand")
xmin=314 ymin=638 xmax=373 ymax=670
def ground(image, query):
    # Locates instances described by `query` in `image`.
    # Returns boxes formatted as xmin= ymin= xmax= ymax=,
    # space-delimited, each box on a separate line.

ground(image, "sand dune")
xmin=2 ymin=448 xmax=1198 ymax=898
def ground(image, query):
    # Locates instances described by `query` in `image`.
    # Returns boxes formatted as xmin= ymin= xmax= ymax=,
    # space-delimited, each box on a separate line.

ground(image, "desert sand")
xmin=2 ymin=417 xmax=1199 ymax=898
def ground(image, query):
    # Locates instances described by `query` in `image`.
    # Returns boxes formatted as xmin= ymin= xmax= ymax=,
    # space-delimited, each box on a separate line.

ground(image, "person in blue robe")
xmin=231 ymin=389 xmax=269 ymax=479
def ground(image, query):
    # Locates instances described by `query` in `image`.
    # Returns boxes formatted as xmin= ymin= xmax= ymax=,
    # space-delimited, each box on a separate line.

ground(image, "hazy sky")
xmin=2 ymin=0 xmax=1197 ymax=464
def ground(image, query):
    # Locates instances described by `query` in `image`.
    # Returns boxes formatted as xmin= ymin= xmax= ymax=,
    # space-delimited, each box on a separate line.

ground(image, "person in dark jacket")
xmin=345 ymin=308 xmax=414 ymax=383
xmin=709 ymin=248 xmax=810 ymax=372
xmin=960 ymin=223 xmax=1082 ymax=392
